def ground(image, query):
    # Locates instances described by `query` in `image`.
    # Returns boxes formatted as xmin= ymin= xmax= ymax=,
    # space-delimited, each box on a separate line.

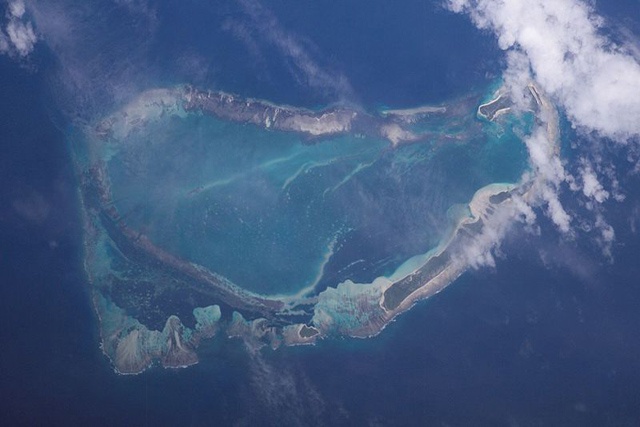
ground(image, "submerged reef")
xmin=76 ymin=82 xmax=556 ymax=374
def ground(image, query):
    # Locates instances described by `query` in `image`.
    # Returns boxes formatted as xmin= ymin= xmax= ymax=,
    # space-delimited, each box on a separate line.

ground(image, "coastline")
xmin=75 ymin=81 xmax=556 ymax=374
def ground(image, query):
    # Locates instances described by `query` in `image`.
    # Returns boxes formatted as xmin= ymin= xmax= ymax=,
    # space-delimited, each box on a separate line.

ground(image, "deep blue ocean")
xmin=2 ymin=0 xmax=640 ymax=425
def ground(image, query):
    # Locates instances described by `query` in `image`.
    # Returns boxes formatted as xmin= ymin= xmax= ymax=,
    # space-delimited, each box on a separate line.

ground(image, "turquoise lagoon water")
xmin=103 ymin=100 xmax=528 ymax=296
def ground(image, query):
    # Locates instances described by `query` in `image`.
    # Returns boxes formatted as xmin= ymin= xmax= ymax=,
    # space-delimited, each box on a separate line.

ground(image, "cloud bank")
xmin=447 ymin=0 xmax=640 ymax=141
xmin=443 ymin=0 xmax=640 ymax=266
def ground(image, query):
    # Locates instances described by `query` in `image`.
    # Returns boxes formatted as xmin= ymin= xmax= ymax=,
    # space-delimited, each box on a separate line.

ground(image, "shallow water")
xmin=96 ymin=93 xmax=528 ymax=296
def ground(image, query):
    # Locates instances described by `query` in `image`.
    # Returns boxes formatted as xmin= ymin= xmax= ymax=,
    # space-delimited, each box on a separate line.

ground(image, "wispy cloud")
xmin=245 ymin=351 xmax=327 ymax=425
xmin=447 ymin=0 xmax=640 ymax=141
xmin=24 ymin=0 xmax=160 ymax=120
xmin=234 ymin=0 xmax=354 ymax=100
xmin=222 ymin=18 xmax=265 ymax=64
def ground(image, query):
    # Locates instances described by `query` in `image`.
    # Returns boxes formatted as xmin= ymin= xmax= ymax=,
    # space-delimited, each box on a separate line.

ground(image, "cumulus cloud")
xmin=444 ymin=0 xmax=640 ymax=263
xmin=6 ymin=19 xmax=36 ymax=56
xmin=523 ymin=125 xmax=573 ymax=233
xmin=595 ymin=212 xmax=615 ymax=255
xmin=579 ymin=162 xmax=609 ymax=203
xmin=447 ymin=0 xmax=640 ymax=141
xmin=0 ymin=1 xmax=37 ymax=57
xmin=8 ymin=0 xmax=25 ymax=18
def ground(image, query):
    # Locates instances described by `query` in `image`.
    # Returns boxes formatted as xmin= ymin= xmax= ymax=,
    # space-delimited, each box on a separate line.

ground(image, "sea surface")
xmin=2 ymin=0 xmax=640 ymax=425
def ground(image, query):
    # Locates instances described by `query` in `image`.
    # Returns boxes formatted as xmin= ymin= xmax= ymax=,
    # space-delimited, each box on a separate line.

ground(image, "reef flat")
xmin=75 ymin=82 xmax=553 ymax=374
xmin=181 ymin=86 xmax=455 ymax=145
xmin=310 ymin=183 xmax=517 ymax=339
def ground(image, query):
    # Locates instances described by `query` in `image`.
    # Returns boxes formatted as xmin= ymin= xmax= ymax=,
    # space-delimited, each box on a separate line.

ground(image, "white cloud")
xmin=1 ymin=0 xmax=37 ymax=57
xmin=523 ymin=126 xmax=572 ymax=233
xmin=580 ymin=163 xmax=609 ymax=203
xmin=9 ymin=0 xmax=25 ymax=19
xmin=446 ymin=0 xmax=640 ymax=262
xmin=6 ymin=19 xmax=36 ymax=56
xmin=447 ymin=0 xmax=640 ymax=141
xmin=594 ymin=213 xmax=615 ymax=259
